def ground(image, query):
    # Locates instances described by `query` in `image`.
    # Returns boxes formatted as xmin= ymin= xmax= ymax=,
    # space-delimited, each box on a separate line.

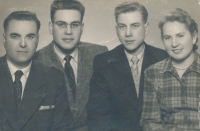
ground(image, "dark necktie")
xmin=64 ymin=55 xmax=76 ymax=100
xmin=13 ymin=70 xmax=23 ymax=118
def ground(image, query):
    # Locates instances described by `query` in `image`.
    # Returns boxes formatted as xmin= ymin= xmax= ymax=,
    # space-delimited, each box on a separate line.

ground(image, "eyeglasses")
xmin=54 ymin=21 xmax=82 ymax=31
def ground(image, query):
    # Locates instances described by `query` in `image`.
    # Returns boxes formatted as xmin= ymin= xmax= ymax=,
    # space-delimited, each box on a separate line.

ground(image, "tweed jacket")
xmin=34 ymin=41 xmax=108 ymax=130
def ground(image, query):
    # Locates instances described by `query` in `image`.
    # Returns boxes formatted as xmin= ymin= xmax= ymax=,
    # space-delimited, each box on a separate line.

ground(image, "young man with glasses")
xmin=34 ymin=0 xmax=108 ymax=130
xmin=88 ymin=2 xmax=168 ymax=131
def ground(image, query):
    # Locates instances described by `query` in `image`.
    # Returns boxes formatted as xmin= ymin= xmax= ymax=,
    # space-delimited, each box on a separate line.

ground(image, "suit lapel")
xmin=111 ymin=46 xmax=138 ymax=109
xmin=17 ymin=61 xmax=46 ymax=130
xmin=0 ymin=56 xmax=19 ymax=130
xmin=73 ymin=43 xmax=92 ymax=121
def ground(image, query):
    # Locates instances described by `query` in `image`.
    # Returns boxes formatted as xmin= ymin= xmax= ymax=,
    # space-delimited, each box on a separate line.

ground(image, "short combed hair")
xmin=114 ymin=1 xmax=148 ymax=24
xmin=158 ymin=8 xmax=198 ymax=50
xmin=50 ymin=0 xmax=85 ymax=23
xmin=4 ymin=11 xmax=40 ymax=32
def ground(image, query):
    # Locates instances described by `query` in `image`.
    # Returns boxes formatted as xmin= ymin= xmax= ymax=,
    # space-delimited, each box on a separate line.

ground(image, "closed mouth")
xmin=125 ymin=40 xmax=135 ymax=44
xmin=17 ymin=51 xmax=28 ymax=53
xmin=62 ymin=38 xmax=74 ymax=43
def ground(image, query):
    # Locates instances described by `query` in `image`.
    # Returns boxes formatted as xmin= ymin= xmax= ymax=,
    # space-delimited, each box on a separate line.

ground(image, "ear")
xmin=144 ymin=22 xmax=149 ymax=36
xmin=49 ymin=22 xmax=53 ymax=35
xmin=115 ymin=25 xmax=118 ymax=35
xmin=192 ymin=30 xmax=198 ymax=45
xmin=3 ymin=33 xmax=6 ymax=48
xmin=80 ymin=23 xmax=84 ymax=35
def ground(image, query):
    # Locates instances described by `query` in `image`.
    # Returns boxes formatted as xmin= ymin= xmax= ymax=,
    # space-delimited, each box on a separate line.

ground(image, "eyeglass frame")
xmin=52 ymin=21 xmax=83 ymax=31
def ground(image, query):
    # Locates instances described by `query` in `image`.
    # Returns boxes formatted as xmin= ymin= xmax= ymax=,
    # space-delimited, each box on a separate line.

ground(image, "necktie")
xmin=64 ymin=55 xmax=76 ymax=100
xmin=131 ymin=56 xmax=140 ymax=97
xmin=13 ymin=70 xmax=23 ymax=118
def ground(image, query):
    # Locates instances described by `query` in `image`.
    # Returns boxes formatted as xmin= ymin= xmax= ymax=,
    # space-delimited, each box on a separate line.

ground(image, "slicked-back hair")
xmin=158 ymin=8 xmax=198 ymax=50
xmin=114 ymin=1 xmax=148 ymax=24
xmin=4 ymin=11 xmax=40 ymax=33
xmin=50 ymin=0 xmax=85 ymax=23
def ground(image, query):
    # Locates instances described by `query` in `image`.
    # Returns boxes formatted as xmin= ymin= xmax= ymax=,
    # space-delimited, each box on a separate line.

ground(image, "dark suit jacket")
xmin=0 ymin=56 xmax=73 ymax=131
xmin=34 ymin=41 xmax=108 ymax=130
xmin=88 ymin=43 xmax=169 ymax=131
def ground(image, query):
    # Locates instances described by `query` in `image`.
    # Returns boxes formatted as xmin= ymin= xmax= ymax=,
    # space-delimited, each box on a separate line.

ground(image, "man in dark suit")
xmin=88 ymin=2 xmax=169 ymax=131
xmin=34 ymin=0 xmax=108 ymax=130
xmin=0 ymin=11 xmax=73 ymax=131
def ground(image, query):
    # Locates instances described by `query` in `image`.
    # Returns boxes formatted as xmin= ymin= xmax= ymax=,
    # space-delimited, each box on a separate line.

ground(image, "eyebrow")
xmin=27 ymin=33 xmax=36 ymax=36
xmin=55 ymin=21 xmax=81 ymax=24
xmin=10 ymin=33 xmax=20 ymax=36
xmin=131 ymin=23 xmax=140 ymax=25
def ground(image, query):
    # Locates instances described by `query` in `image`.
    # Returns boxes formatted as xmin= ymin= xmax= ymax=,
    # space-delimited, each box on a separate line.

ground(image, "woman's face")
xmin=162 ymin=21 xmax=197 ymax=64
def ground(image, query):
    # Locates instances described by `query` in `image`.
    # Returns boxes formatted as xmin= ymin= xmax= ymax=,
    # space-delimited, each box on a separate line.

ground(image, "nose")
xmin=171 ymin=38 xmax=179 ymax=48
xmin=64 ymin=25 xmax=72 ymax=35
xmin=19 ymin=38 xmax=27 ymax=48
xmin=125 ymin=26 xmax=132 ymax=37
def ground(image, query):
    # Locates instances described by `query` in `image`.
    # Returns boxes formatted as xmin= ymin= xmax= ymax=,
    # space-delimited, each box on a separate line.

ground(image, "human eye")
xmin=56 ymin=22 xmax=66 ymax=27
xmin=163 ymin=36 xmax=171 ymax=40
xmin=71 ymin=23 xmax=80 ymax=29
xmin=118 ymin=24 xmax=126 ymax=29
xmin=27 ymin=34 xmax=35 ymax=39
xmin=178 ymin=34 xmax=184 ymax=38
xmin=10 ymin=34 xmax=19 ymax=39
xmin=131 ymin=24 xmax=139 ymax=29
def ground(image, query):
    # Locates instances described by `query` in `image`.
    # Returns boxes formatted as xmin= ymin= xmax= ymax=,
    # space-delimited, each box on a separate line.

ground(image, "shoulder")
xmin=145 ymin=58 xmax=169 ymax=77
xmin=94 ymin=44 xmax=123 ymax=60
xmin=79 ymin=42 xmax=108 ymax=51
xmin=32 ymin=60 xmax=64 ymax=82
xmin=78 ymin=42 xmax=108 ymax=59
xmin=145 ymin=44 xmax=168 ymax=56
xmin=0 ymin=56 xmax=4 ymax=63
xmin=144 ymin=44 xmax=169 ymax=63
xmin=35 ymin=43 xmax=54 ymax=57
xmin=33 ymin=43 xmax=55 ymax=63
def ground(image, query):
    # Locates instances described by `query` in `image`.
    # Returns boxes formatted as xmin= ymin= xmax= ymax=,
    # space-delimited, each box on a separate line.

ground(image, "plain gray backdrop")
xmin=0 ymin=0 xmax=200 ymax=57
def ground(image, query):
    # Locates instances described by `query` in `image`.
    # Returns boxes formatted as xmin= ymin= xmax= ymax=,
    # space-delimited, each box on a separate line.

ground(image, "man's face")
xmin=162 ymin=21 xmax=197 ymax=63
xmin=116 ymin=11 xmax=148 ymax=55
xmin=4 ymin=20 xmax=39 ymax=68
xmin=49 ymin=10 xmax=84 ymax=53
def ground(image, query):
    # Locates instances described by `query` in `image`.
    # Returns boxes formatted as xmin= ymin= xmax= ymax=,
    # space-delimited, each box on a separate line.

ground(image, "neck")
xmin=7 ymin=57 xmax=31 ymax=69
xmin=125 ymin=43 xmax=145 ymax=56
xmin=54 ymin=41 xmax=78 ymax=55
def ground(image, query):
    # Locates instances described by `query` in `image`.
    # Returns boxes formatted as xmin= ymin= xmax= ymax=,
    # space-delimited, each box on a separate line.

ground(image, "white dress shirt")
xmin=7 ymin=60 xmax=31 ymax=99
xmin=54 ymin=45 xmax=78 ymax=83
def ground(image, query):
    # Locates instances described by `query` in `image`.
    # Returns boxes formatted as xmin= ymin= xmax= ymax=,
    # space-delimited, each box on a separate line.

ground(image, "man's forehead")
xmin=116 ymin=11 xmax=143 ymax=24
xmin=53 ymin=10 xmax=82 ymax=22
xmin=5 ymin=20 xmax=38 ymax=34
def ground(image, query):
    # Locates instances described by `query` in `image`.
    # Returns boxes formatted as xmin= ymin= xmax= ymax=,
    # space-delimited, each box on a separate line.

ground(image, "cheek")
xmin=163 ymin=42 xmax=171 ymax=50
xmin=74 ymin=31 xmax=82 ymax=39
xmin=116 ymin=30 xmax=124 ymax=37
xmin=136 ymin=28 xmax=146 ymax=36
xmin=5 ymin=42 xmax=15 ymax=51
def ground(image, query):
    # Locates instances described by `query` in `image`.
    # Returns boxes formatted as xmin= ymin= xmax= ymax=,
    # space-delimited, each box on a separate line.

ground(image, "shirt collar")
xmin=7 ymin=59 xmax=32 ymax=79
xmin=54 ymin=44 xmax=78 ymax=63
xmin=160 ymin=52 xmax=200 ymax=74
xmin=124 ymin=45 xmax=145 ymax=64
